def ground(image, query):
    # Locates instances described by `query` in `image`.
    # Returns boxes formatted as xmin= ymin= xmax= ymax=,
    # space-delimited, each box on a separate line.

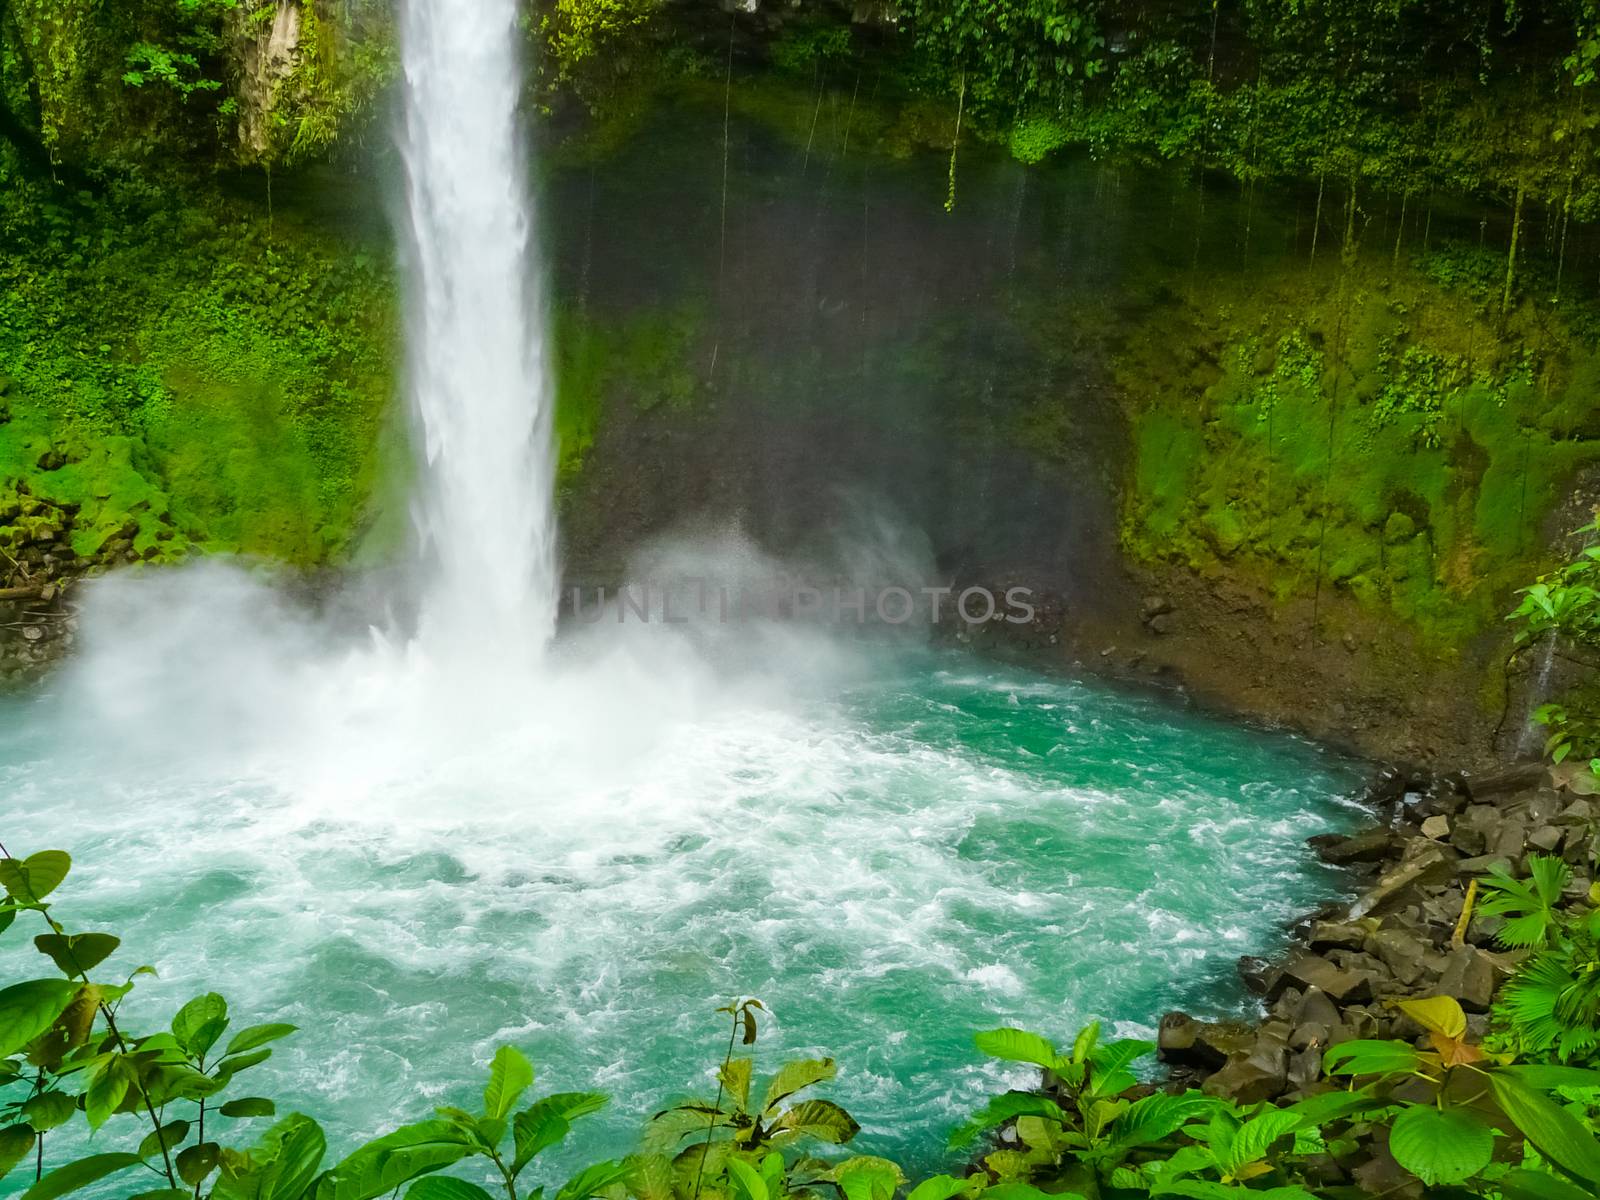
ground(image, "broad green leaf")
xmin=224 ymin=1024 xmax=297 ymax=1057
xmin=140 ymin=1120 xmax=192 ymax=1161
xmin=21 ymin=1091 xmax=76 ymax=1132
xmin=949 ymin=1091 xmax=1068 ymax=1149
xmin=177 ymin=1143 xmax=222 ymax=1189
xmin=1496 ymin=1167 xmax=1600 ymax=1200
xmin=222 ymin=1097 xmax=278 ymax=1119
xmin=760 ymin=1058 xmax=834 ymax=1113
xmin=1502 ymin=1065 xmax=1600 ymax=1091
xmin=1107 ymin=1092 xmax=1220 ymax=1152
xmin=321 ymin=1119 xmax=474 ymax=1200
xmin=973 ymin=1028 xmax=1061 ymax=1071
xmin=0 ymin=980 xmax=79 ymax=1058
xmin=33 ymin=933 xmax=119 ymax=977
xmin=130 ymin=1192 xmax=194 ymax=1200
xmin=830 ymin=1156 xmax=904 ymax=1200
xmin=1225 ymin=1109 xmax=1303 ymax=1175
xmin=1394 ymin=996 xmax=1467 ymax=1039
xmin=1323 ymin=1039 xmax=1423 ymax=1076
xmin=768 ymin=1098 xmax=860 ymax=1145
xmin=213 ymin=1113 xmax=325 ymax=1200
xmin=484 ymin=1045 xmax=534 ymax=1121
xmin=555 ymin=1159 xmax=633 ymax=1200
xmin=1282 ymin=1087 xmax=1381 ymax=1127
xmin=1489 ymin=1072 xmax=1600 ymax=1184
xmin=512 ymin=1092 xmax=608 ymax=1174
xmin=0 ymin=852 xmax=71 ymax=904
xmin=406 ymin=1180 xmax=500 ymax=1200
xmin=214 ymin=1049 xmax=275 ymax=1083
xmin=172 ymin=993 xmax=230 ymax=1058
xmin=1388 ymin=1106 xmax=1493 ymax=1186
xmin=84 ymin=1056 xmax=133 ymax=1130
xmin=20 ymin=1152 xmax=142 ymax=1200
xmin=977 ymin=1185 xmax=1064 ymax=1200
xmin=0 ymin=1124 xmax=36 ymax=1182
xmin=727 ymin=1157 xmax=769 ymax=1200
xmin=905 ymin=1175 xmax=975 ymax=1200
xmin=719 ymin=1057 xmax=753 ymax=1111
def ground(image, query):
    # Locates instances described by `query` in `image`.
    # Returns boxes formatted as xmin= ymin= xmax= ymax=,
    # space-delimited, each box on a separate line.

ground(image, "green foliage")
xmin=1509 ymin=515 xmax=1600 ymax=769
xmin=0 ymin=173 xmax=397 ymax=564
xmin=1482 ymin=857 xmax=1600 ymax=1064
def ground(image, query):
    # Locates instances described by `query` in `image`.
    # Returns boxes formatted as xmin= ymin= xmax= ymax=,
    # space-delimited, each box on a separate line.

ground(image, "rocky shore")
xmin=1150 ymin=759 xmax=1598 ymax=1189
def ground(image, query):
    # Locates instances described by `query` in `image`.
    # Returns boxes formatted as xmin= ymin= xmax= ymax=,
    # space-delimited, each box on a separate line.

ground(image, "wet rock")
xmin=1365 ymin=926 xmax=1439 ymax=987
xmin=1238 ymin=955 xmax=1278 ymax=995
xmin=1438 ymin=946 xmax=1496 ymax=1012
xmin=1528 ymin=825 xmax=1564 ymax=853
xmin=1202 ymin=1023 xmax=1291 ymax=1104
xmin=1465 ymin=762 xmax=1547 ymax=801
xmin=1346 ymin=840 xmax=1457 ymax=919
xmin=1308 ymin=920 xmax=1366 ymax=951
xmin=1420 ymin=814 xmax=1450 ymax=840
xmin=1267 ymin=953 xmax=1373 ymax=1006
xmin=1295 ymin=986 xmax=1342 ymax=1028
xmin=1141 ymin=595 xmax=1173 ymax=620
xmin=1315 ymin=826 xmax=1396 ymax=866
xmin=1157 ymin=1012 xmax=1255 ymax=1070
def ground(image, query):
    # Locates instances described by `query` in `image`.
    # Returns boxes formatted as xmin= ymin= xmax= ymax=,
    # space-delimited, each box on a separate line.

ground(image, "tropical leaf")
xmin=406 ymin=1180 xmax=500 ymax=1200
xmin=222 ymin=1098 xmax=279 ymax=1119
xmin=727 ymin=1157 xmax=769 ymax=1200
xmin=20 ymin=1091 xmax=76 ymax=1132
xmin=1107 ymin=1092 xmax=1221 ymax=1152
xmin=905 ymin=1174 xmax=976 ymax=1200
xmin=1388 ymin=1106 xmax=1494 ymax=1186
xmin=1323 ymin=1039 xmax=1423 ymax=1076
xmin=1394 ymin=996 xmax=1467 ymax=1040
xmin=1223 ymin=1110 xmax=1303 ymax=1176
xmin=760 ymin=1058 xmax=835 ymax=1113
xmin=768 ymin=1098 xmax=859 ymax=1145
xmin=320 ymin=1119 xmax=474 ymax=1200
xmin=829 ymin=1156 xmax=904 ymax=1200
xmin=0 ymin=852 xmax=71 ymax=904
xmin=20 ymin=1153 xmax=142 ymax=1200
xmin=719 ymin=1057 xmax=753 ymax=1111
xmin=0 ymin=1124 xmax=36 ymax=1183
xmin=224 ymin=1024 xmax=298 ymax=1057
xmin=0 ymin=979 xmax=79 ymax=1058
xmin=1495 ymin=1167 xmax=1600 ymax=1200
xmin=949 ymin=1090 xmax=1068 ymax=1149
xmin=512 ymin=1092 xmax=609 ymax=1174
xmin=140 ymin=1120 xmax=193 ymax=1161
xmin=555 ymin=1159 xmax=633 ymax=1200
xmin=973 ymin=1028 xmax=1061 ymax=1072
xmin=33 ymin=933 xmax=120 ymax=977
xmin=172 ymin=993 xmax=230 ymax=1058
xmin=484 ymin=1045 xmax=535 ymax=1121
xmin=178 ymin=1144 xmax=223 ymax=1189
xmin=1488 ymin=1071 xmax=1600 ymax=1185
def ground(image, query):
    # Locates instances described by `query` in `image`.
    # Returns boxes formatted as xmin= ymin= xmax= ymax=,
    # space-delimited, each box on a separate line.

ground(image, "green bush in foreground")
xmin=5 ymin=848 xmax=1600 ymax=1200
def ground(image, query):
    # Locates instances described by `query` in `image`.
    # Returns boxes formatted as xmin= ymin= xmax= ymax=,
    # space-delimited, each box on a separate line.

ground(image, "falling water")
xmin=398 ymin=0 xmax=558 ymax=662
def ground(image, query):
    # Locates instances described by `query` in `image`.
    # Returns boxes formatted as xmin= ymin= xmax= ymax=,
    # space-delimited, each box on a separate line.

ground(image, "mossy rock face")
xmin=1109 ymin=256 xmax=1600 ymax=645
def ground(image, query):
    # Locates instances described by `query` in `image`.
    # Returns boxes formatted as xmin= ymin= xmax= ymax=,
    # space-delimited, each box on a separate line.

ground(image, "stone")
xmin=1315 ymin=826 xmax=1397 ymax=866
xmin=1437 ymin=946 xmax=1496 ymax=1012
xmin=1141 ymin=595 xmax=1174 ymax=619
xmin=1147 ymin=612 xmax=1175 ymax=635
xmin=1267 ymin=953 xmax=1373 ymax=1006
xmin=20 ymin=626 xmax=42 ymax=642
xmin=1158 ymin=1012 xmax=1254 ymax=1069
xmin=1287 ymin=1045 xmax=1323 ymax=1091
xmin=1290 ymin=1021 xmax=1332 ymax=1052
xmin=1346 ymin=841 xmax=1457 ymax=919
xmin=1308 ymin=920 xmax=1366 ymax=950
xmin=1202 ymin=1024 xmax=1291 ymax=1104
xmin=1489 ymin=817 xmax=1530 ymax=860
xmin=1294 ymin=986 xmax=1342 ymax=1029
xmin=1528 ymin=825 xmax=1564 ymax=853
xmin=1420 ymin=814 xmax=1450 ymax=840
xmin=1457 ymin=853 xmax=1513 ymax=877
xmin=1365 ymin=926 xmax=1437 ymax=987
xmin=1238 ymin=956 xmax=1278 ymax=995
xmin=1451 ymin=805 xmax=1502 ymax=856
xmin=1466 ymin=762 xmax=1547 ymax=801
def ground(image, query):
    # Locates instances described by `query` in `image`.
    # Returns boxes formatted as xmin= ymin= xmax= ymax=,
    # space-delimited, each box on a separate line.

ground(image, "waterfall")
xmin=397 ymin=0 xmax=558 ymax=663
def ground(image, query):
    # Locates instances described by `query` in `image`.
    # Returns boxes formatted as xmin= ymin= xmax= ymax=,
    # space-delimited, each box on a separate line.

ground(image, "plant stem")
xmin=692 ymin=1008 xmax=741 ymax=1200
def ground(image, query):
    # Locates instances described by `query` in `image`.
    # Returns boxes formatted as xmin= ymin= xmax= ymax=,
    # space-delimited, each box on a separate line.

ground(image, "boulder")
xmin=1420 ymin=814 xmax=1450 ymax=840
xmin=1437 ymin=946 xmax=1497 ymax=1012
xmin=1364 ymin=926 xmax=1441 ymax=987
xmin=1315 ymin=826 xmax=1397 ymax=866
xmin=1464 ymin=762 xmax=1547 ymax=802
xmin=1308 ymin=920 xmax=1367 ymax=950
xmin=1267 ymin=953 xmax=1374 ymax=1006
xmin=1346 ymin=841 xmax=1457 ymax=919
xmin=1295 ymin=986 xmax=1342 ymax=1028
xmin=1201 ymin=1023 xmax=1291 ymax=1104
xmin=1157 ymin=1012 xmax=1255 ymax=1069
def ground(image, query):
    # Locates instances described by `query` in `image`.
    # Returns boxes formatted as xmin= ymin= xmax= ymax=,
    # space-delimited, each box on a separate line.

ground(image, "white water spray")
xmin=398 ymin=0 xmax=557 ymax=663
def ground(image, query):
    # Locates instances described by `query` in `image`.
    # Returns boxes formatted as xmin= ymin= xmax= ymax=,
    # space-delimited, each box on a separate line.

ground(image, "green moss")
xmin=552 ymin=300 xmax=707 ymax=477
xmin=1108 ymin=258 xmax=1600 ymax=645
xmin=0 ymin=177 xmax=397 ymax=566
